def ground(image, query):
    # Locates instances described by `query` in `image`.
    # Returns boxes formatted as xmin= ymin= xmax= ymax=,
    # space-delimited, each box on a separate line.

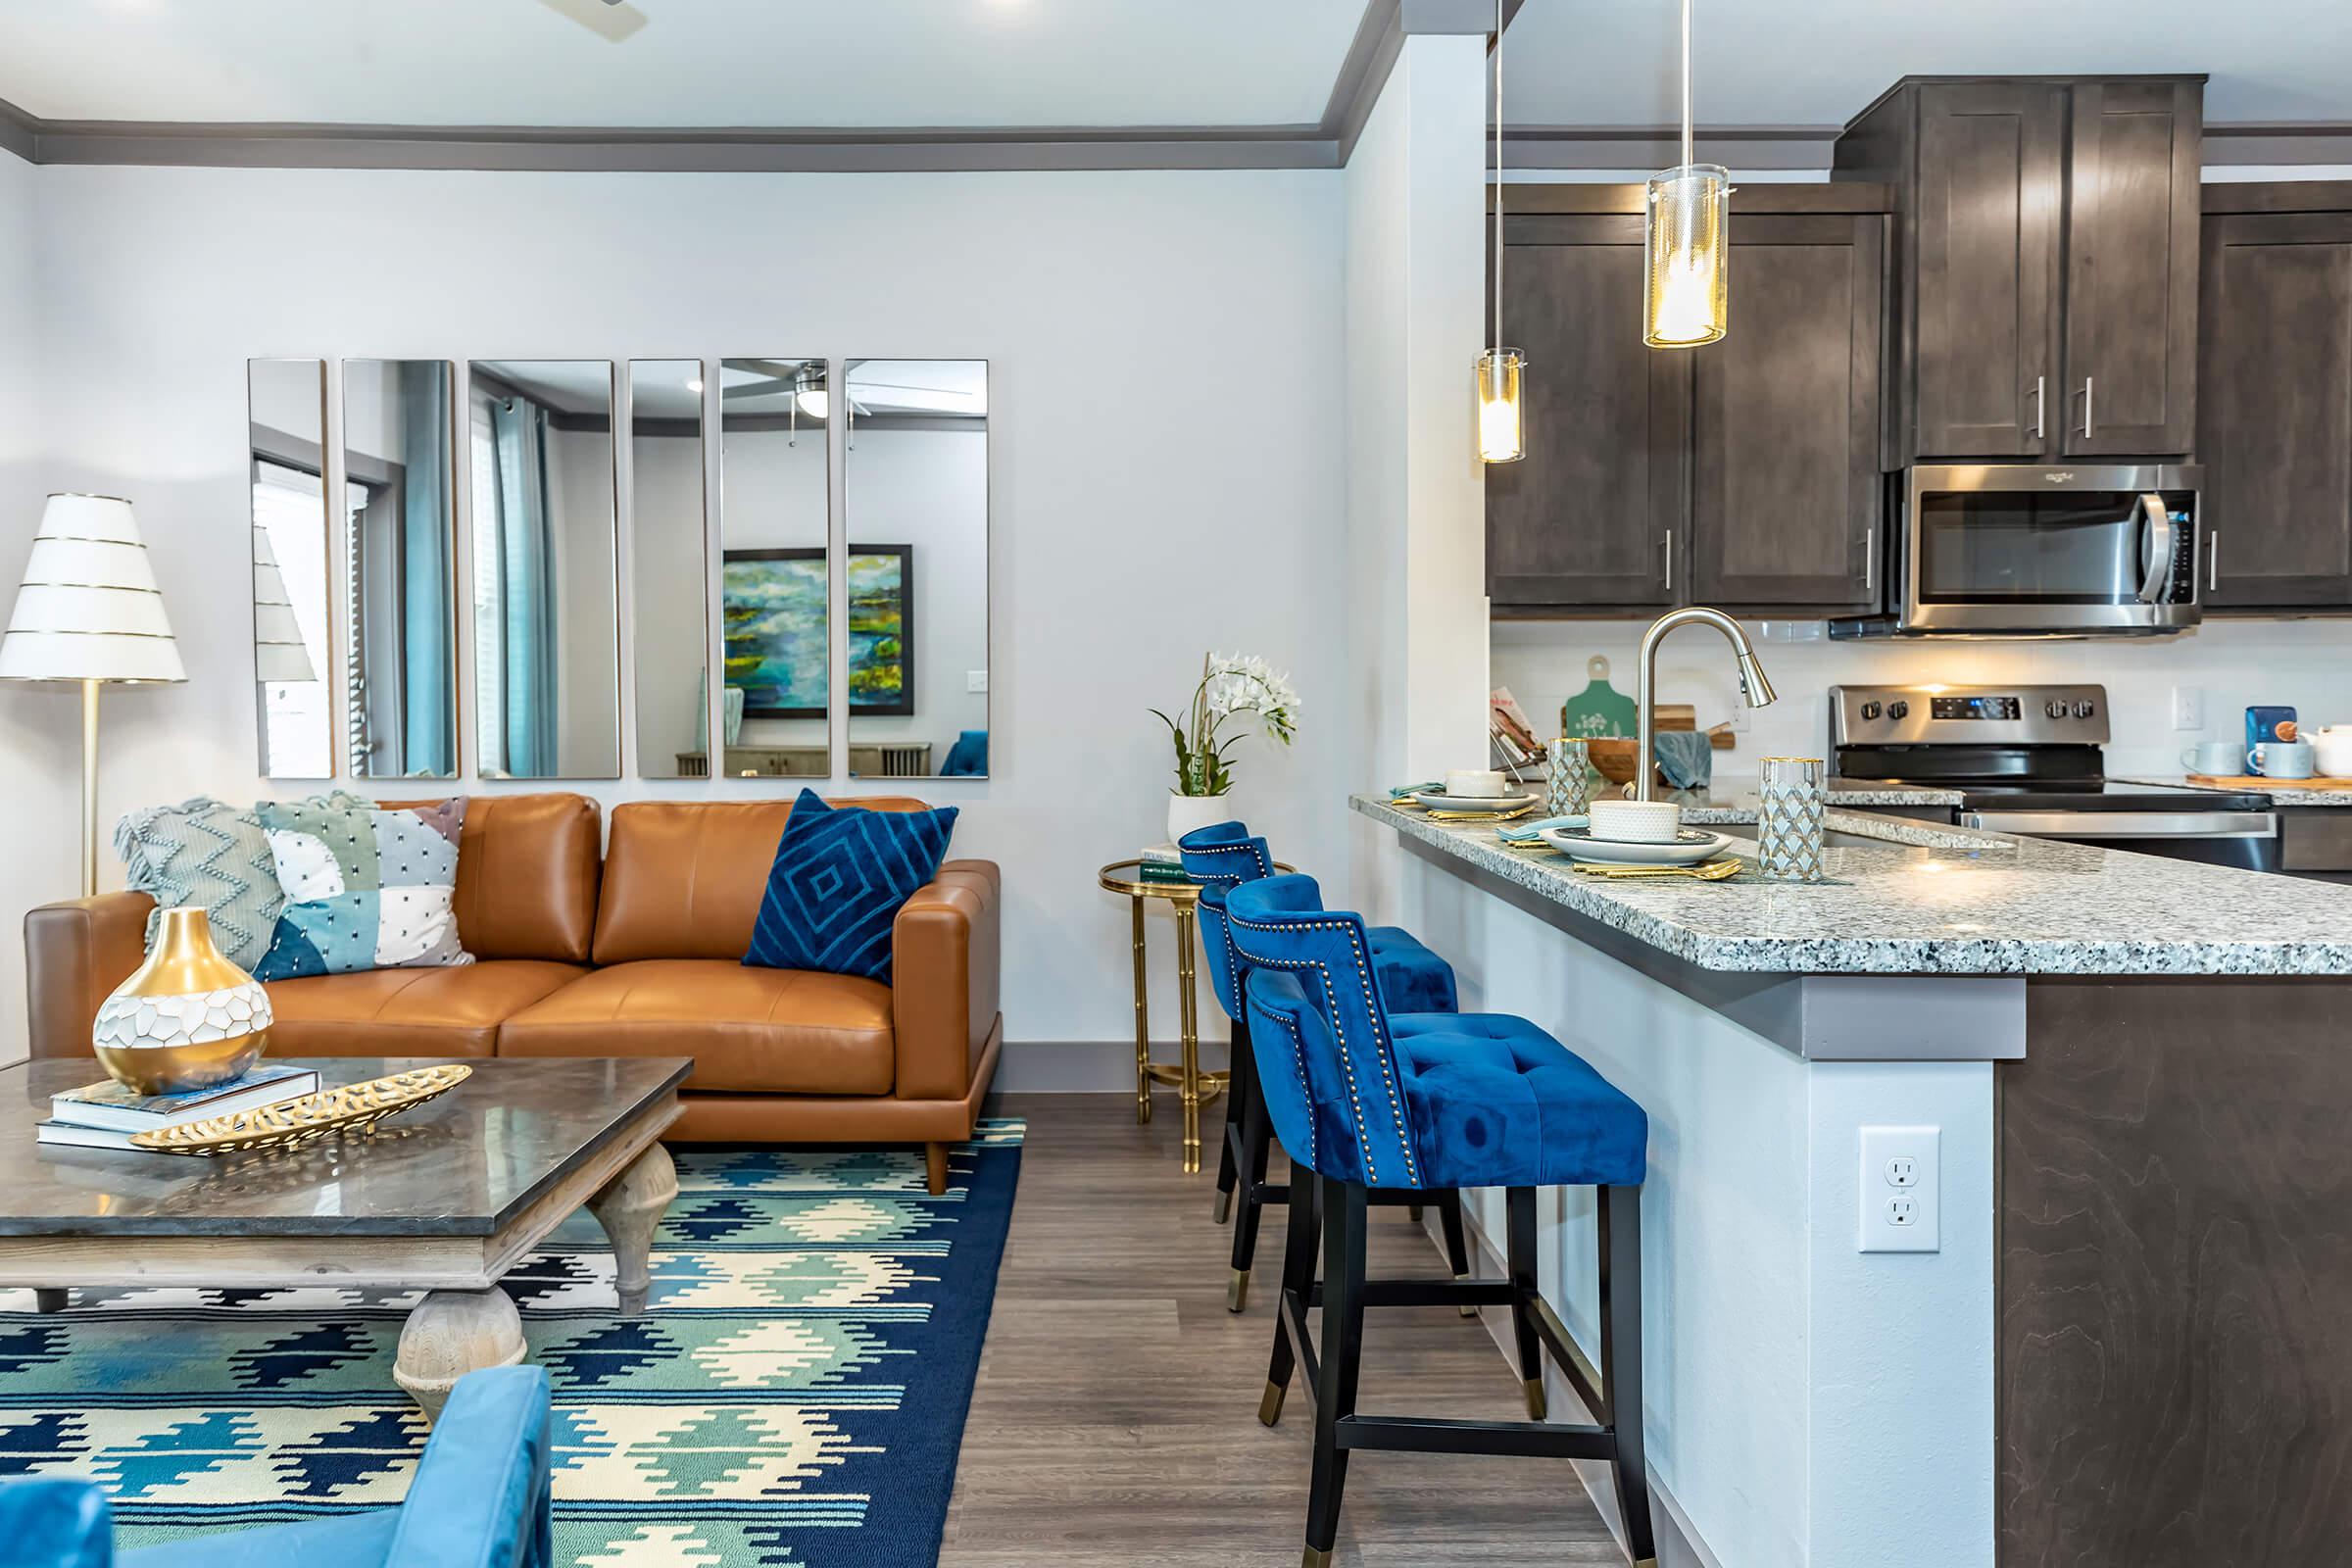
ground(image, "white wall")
xmin=0 ymin=163 xmax=1349 ymax=1062
xmin=844 ymin=424 xmax=990 ymax=762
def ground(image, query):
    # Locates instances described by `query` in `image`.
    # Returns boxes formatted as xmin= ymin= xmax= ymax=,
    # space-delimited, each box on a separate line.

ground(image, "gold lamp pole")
xmin=1476 ymin=0 xmax=1526 ymax=464
xmin=0 ymin=495 xmax=187 ymax=897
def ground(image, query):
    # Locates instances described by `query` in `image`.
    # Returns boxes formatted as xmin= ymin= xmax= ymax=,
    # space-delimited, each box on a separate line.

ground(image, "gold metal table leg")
xmin=1129 ymin=894 xmax=1152 ymax=1124
xmin=1176 ymin=905 xmax=1202 ymax=1173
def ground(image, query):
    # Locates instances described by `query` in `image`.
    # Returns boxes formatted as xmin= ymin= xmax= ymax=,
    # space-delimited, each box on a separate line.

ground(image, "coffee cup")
xmin=2180 ymin=739 xmax=2241 ymax=776
xmin=2251 ymin=739 xmax=2318 ymax=780
xmin=1444 ymin=768 xmax=1508 ymax=799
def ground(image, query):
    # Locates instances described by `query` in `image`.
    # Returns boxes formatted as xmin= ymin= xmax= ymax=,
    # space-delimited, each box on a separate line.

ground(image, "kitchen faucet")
xmin=1634 ymin=607 xmax=1778 ymax=803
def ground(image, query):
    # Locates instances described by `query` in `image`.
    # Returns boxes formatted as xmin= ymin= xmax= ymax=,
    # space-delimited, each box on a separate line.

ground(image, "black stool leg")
xmin=1302 ymin=1176 xmax=1367 ymax=1568
xmin=1260 ymin=1162 xmax=1319 ymax=1425
xmin=1504 ymin=1185 xmax=1547 ymax=1420
xmin=1435 ymin=1190 xmax=1477 ymax=1317
xmin=1212 ymin=1017 xmax=1251 ymax=1224
xmin=1227 ymin=1067 xmax=1275 ymax=1311
xmin=1601 ymin=1183 xmax=1656 ymax=1561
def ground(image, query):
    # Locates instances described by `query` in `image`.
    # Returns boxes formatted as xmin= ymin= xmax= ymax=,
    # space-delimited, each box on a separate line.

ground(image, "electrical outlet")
xmin=2172 ymin=685 xmax=2204 ymax=731
xmin=1859 ymin=1125 xmax=1939 ymax=1253
xmin=967 ymin=669 xmax=989 ymax=694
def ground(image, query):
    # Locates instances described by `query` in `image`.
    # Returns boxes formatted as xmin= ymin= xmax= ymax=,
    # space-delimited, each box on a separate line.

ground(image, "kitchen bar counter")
xmin=2116 ymin=772 xmax=2352 ymax=806
xmin=1355 ymin=793 xmax=2352 ymax=975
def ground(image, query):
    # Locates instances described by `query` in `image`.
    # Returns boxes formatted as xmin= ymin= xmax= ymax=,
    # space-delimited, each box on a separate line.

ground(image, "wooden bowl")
xmin=1587 ymin=738 xmax=1642 ymax=786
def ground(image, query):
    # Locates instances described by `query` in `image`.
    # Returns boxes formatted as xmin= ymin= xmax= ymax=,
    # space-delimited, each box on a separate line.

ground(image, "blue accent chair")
xmin=0 ymin=1365 xmax=555 ymax=1568
xmin=1177 ymin=821 xmax=1473 ymax=1315
xmin=1226 ymin=873 xmax=1655 ymax=1568
xmin=940 ymin=729 xmax=988 ymax=776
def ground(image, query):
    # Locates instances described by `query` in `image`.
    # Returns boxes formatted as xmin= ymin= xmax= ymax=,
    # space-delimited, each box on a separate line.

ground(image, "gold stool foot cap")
xmin=1227 ymin=1268 xmax=1250 ymax=1313
xmin=1212 ymin=1188 xmax=1234 ymax=1225
xmin=1455 ymin=1272 xmax=1479 ymax=1319
xmin=1258 ymin=1380 xmax=1288 ymax=1426
xmin=1523 ymin=1378 xmax=1548 ymax=1422
xmin=1301 ymin=1547 xmax=1334 ymax=1568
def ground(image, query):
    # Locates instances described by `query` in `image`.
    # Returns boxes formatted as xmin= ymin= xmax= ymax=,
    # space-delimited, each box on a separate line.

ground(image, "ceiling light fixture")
xmin=1475 ymin=0 xmax=1525 ymax=465
xmin=793 ymin=364 xmax=830 ymax=422
xmin=1643 ymin=0 xmax=1729 ymax=348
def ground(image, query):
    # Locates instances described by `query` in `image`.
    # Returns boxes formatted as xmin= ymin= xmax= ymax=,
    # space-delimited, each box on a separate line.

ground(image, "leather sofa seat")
xmin=267 ymin=960 xmax=588 ymax=1058
xmin=498 ymin=960 xmax=897 ymax=1095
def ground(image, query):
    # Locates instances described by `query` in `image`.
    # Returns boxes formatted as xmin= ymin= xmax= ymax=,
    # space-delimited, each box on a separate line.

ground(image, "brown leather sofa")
xmin=24 ymin=793 xmax=1002 ymax=1193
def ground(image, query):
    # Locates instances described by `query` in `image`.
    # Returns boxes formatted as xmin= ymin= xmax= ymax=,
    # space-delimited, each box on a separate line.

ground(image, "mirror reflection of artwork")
xmin=341 ymin=359 xmax=459 ymax=779
xmin=722 ymin=549 xmax=828 ymax=719
xmin=717 ymin=358 xmax=830 ymax=767
xmin=845 ymin=359 xmax=989 ymax=777
xmin=248 ymin=359 xmax=334 ymax=779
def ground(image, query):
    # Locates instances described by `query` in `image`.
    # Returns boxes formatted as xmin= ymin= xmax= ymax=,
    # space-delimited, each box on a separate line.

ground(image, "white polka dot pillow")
xmin=251 ymin=798 xmax=475 ymax=980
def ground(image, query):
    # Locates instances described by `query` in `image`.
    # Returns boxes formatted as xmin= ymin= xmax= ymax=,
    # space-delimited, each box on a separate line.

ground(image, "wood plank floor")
xmin=938 ymin=1093 xmax=1625 ymax=1566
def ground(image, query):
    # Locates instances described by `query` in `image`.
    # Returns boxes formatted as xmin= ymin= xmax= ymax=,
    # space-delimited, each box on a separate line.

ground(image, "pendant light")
xmin=1643 ymin=0 xmax=1729 ymax=348
xmin=1476 ymin=0 xmax=1525 ymax=464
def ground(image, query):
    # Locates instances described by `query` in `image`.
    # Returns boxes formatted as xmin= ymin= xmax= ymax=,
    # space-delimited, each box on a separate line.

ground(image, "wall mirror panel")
xmin=629 ymin=360 xmax=710 ymax=780
xmin=715 ymin=357 xmax=831 ymax=778
xmin=341 ymin=359 xmax=459 ymax=778
xmin=844 ymin=359 xmax=990 ymax=778
xmin=466 ymin=361 xmax=621 ymax=780
xmin=248 ymin=358 xmax=334 ymax=778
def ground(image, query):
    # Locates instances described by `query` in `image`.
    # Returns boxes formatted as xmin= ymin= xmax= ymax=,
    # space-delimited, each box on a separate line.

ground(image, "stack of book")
xmin=1137 ymin=843 xmax=1194 ymax=886
xmin=35 ymin=1063 xmax=322 ymax=1152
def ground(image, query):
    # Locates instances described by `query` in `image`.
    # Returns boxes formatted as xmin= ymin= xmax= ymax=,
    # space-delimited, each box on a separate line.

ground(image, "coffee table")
xmin=0 ymin=1055 xmax=687 ymax=1421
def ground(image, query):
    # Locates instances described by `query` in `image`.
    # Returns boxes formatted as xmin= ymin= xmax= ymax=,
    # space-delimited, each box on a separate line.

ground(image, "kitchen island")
xmin=1351 ymin=795 xmax=2352 ymax=1568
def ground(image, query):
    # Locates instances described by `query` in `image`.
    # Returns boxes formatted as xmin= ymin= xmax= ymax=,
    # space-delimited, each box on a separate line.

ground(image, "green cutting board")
xmin=1560 ymin=656 xmax=1638 ymax=739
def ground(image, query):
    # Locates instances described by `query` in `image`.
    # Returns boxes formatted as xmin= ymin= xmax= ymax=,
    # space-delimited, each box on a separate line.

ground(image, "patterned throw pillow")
xmin=114 ymin=792 xmax=366 ymax=970
xmin=251 ymin=798 xmax=474 ymax=981
xmin=744 ymin=790 xmax=958 ymax=983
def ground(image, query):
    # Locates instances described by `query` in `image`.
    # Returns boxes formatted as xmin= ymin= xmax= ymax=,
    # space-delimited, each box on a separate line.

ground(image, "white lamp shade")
xmin=0 ymin=495 xmax=186 ymax=684
xmin=250 ymin=523 xmax=317 ymax=684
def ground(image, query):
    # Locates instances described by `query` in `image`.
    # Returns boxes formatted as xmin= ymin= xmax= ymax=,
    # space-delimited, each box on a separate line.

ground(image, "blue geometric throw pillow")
xmin=744 ymin=790 xmax=958 ymax=983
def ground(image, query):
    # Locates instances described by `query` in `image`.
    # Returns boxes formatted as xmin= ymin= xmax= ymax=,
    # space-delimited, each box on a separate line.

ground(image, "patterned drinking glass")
xmin=1545 ymin=739 xmax=1592 ymax=819
xmin=1755 ymin=757 xmax=1828 ymax=882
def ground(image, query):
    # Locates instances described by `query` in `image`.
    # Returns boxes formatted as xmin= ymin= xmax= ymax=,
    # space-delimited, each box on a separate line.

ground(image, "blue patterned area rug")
xmin=0 ymin=1118 xmax=1024 ymax=1566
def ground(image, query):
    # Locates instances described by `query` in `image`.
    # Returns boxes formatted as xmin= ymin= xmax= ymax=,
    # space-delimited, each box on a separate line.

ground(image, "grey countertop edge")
xmin=2113 ymin=774 xmax=2352 ymax=807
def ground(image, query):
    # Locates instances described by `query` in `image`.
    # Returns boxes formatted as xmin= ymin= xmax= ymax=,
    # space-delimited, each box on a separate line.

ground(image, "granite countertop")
xmin=2115 ymin=774 xmax=2352 ymax=808
xmin=1357 ymin=794 xmax=2352 ymax=977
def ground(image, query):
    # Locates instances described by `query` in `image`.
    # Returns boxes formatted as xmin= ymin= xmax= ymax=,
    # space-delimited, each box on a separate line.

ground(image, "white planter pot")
xmin=1166 ymin=791 xmax=1237 ymax=847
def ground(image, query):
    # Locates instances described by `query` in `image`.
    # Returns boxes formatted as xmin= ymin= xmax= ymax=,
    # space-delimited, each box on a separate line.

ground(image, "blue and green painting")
xmin=846 ymin=546 xmax=913 ymax=716
xmin=723 ymin=545 xmax=912 ymax=719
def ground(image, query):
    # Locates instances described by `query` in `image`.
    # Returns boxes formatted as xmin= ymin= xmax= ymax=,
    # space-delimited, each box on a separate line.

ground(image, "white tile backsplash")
xmin=1493 ymin=617 xmax=2352 ymax=778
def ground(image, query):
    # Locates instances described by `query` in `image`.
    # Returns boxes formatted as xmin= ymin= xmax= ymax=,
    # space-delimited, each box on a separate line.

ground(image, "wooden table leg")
xmin=1130 ymin=894 xmax=1152 ymax=1124
xmin=589 ymin=1143 xmax=679 ymax=1315
xmin=394 ymin=1286 xmax=526 ymax=1425
xmin=1177 ymin=905 xmax=1202 ymax=1174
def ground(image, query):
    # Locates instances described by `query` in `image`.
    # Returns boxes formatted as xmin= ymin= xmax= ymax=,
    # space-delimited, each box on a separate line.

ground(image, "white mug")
xmin=2309 ymin=725 xmax=2352 ymax=778
xmin=2180 ymin=739 xmax=2241 ymax=776
xmin=2251 ymin=739 xmax=2318 ymax=780
xmin=1444 ymin=768 xmax=1508 ymax=799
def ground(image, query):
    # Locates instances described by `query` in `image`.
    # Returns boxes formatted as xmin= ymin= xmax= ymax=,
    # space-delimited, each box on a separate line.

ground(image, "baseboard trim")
xmin=994 ymin=1038 xmax=1231 ymax=1093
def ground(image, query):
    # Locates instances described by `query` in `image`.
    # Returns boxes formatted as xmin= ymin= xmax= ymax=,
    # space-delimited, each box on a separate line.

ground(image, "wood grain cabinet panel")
xmin=2199 ymin=210 xmax=2352 ymax=609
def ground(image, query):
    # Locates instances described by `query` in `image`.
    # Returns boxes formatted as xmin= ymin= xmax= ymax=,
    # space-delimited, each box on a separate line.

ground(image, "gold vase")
xmin=92 ymin=906 xmax=271 ymax=1095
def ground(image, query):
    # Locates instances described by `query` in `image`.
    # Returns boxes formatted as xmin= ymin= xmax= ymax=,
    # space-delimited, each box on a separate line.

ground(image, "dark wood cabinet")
xmin=1488 ymin=215 xmax=1685 ymax=611
xmin=1838 ymin=74 xmax=2202 ymax=464
xmin=2198 ymin=206 xmax=2352 ymax=609
xmin=1489 ymin=194 xmax=1887 ymax=617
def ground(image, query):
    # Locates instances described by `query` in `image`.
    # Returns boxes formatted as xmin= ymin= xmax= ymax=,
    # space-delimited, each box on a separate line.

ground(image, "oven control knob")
xmin=2045 ymin=700 xmax=2068 ymax=719
xmin=1886 ymin=701 xmax=1909 ymax=720
xmin=1860 ymin=701 xmax=1882 ymax=721
xmin=2074 ymin=699 xmax=2096 ymax=719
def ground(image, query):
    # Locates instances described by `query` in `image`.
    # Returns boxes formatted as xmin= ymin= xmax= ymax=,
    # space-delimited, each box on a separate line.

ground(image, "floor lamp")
xmin=0 ymin=494 xmax=185 ymax=897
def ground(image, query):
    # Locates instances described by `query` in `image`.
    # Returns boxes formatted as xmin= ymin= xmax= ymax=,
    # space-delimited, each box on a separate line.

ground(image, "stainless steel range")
xmin=1829 ymin=683 xmax=2281 ymax=871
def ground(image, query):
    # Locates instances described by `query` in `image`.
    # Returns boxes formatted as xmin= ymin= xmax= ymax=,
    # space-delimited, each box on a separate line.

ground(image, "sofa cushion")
xmin=265 ymin=960 xmax=587 ymax=1058
xmin=113 ymin=792 xmax=364 ymax=970
xmin=744 ymin=790 xmax=958 ymax=982
xmin=594 ymin=797 xmax=935 ymax=964
xmin=253 ymin=798 xmax=472 ymax=980
xmin=388 ymin=793 xmax=601 ymax=963
xmin=498 ymin=959 xmax=895 ymax=1095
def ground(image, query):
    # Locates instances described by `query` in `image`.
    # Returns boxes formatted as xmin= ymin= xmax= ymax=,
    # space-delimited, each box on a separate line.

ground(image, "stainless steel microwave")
xmin=1832 ymin=464 xmax=2203 ymax=638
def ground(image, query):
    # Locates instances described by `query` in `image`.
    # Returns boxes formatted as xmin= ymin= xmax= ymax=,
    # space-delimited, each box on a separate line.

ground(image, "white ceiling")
xmin=0 ymin=1 xmax=2343 ymax=134
xmin=0 ymin=0 xmax=1365 ymax=127
xmin=1500 ymin=0 xmax=2352 ymax=128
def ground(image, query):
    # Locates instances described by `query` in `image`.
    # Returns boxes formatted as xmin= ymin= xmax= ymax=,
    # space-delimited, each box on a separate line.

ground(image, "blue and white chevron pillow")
xmin=744 ymin=790 xmax=958 ymax=983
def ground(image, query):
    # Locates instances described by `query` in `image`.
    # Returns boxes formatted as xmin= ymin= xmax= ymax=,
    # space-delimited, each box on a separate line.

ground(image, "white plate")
xmin=1537 ymin=826 xmax=1735 ymax=866
xmin=1412 ymin=790 xmax=1539 ymax=811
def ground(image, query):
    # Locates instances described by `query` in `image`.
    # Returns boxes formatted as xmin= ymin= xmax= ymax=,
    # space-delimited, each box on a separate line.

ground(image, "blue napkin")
xmin=1388 ymin=780 xmax=1444 ymax=800
xmin=1654 ymin=731 xmax=1714 ymax=790
xmin=1495 ymin=814 xmax=1589 ymax=843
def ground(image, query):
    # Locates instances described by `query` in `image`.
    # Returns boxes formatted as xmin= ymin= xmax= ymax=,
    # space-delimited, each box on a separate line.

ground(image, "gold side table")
xmin=1098 ymin=858 xmax=1290 ymax=1173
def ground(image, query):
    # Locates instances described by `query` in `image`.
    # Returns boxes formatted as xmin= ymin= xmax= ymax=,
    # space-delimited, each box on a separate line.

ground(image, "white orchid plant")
xmin=1152 ymin=652 xmax=1301 ymax=798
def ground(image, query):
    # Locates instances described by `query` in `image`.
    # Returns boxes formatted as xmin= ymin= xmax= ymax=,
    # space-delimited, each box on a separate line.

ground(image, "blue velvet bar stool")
xmin=1227 ymin=872 xmax=1655 ymax=1568
xmin=1177 ymin=821 xmax=1473 ymax=1313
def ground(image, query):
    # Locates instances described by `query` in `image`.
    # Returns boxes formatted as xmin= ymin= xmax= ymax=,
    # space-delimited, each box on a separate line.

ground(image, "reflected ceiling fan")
xmin=536 ymin=0 xmax=649 ymax=43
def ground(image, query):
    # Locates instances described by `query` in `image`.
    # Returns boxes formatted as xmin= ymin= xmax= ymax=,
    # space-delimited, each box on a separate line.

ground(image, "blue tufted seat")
xmin=1226 ymin=871 xmax=1656 ymax=1568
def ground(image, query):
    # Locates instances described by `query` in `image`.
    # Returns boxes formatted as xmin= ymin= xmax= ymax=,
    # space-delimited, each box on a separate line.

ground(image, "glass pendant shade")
xmin=1644 ymin=163 xmax=1731 ymax=349
xmin=1476 ymin=348 xmax=1527 ymax=465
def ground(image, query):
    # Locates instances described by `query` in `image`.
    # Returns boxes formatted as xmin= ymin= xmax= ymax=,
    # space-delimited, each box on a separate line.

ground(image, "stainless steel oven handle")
xmin=1961 ymin=809 xmax=2278 ymax=840
xmin=2135 ymin=492 xmax=2176 ymax=604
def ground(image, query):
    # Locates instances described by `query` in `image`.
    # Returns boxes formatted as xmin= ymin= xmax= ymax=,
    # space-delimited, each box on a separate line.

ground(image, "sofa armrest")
xmin=24 ymin=892 xmax=154 ymax=1060
xmin=892 ymin=859 xmax=1001 ymax=1102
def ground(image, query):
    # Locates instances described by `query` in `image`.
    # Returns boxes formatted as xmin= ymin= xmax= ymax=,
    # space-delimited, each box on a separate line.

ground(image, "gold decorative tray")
xmin=129 ymin=1064 xmax=474 ymax=1156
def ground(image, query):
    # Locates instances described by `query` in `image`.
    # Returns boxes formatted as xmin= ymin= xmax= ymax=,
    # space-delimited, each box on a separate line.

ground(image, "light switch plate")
xmin=1859 ymin=1125 xmax=1939 ymax=1252
xmin=967 ymin=670 xmax=988 ymax=693
xmin=2172 ymin=685 xmax=2203 ymax=731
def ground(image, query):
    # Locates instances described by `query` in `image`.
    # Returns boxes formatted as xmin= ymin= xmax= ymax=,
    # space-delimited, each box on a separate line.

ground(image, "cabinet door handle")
xmin=2207 ymin=530 xmax=2221 ymax=594
xmin=1863 ymin=525 xmax=1878 ymax=596
xmin=2031 ymin=375 xmax=2045 ymax=441
xmin=2080 ymin=375 xmax=2095 ymax=439
xmin=1663 ymin=528 xmax=1676 ymax=596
